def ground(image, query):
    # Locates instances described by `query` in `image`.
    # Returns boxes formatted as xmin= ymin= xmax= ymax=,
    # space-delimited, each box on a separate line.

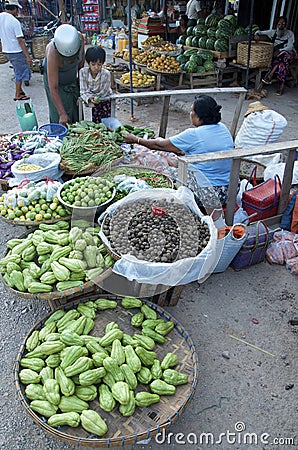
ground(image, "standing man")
xmin=0 ymin=0 xmax=32 ymax=100
xmin=186 ymin=0 xmax=202 ymax=26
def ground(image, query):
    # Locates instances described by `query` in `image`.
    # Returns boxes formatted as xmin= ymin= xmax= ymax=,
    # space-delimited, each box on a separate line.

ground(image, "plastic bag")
xmin=235 ymin=110 xmax=287 ymax=166
xmin=99 ymin=186 xmax=219 ymax=286
xmin=266 ymin=230 xmax=298 ymax=264
xmin=286 ymin=257 xmax=298 ymax=275
xmin=264 ymin=161 xmax=298 ymax=185
xmin=116 ymin=176 xmax=151 ymax=193
xmin=10 ymin=153 xmax=63 ymax=185
xmin=237 ymin=179 xmax=253 ymax=207
xmin=233 ymin=207 xmax=249 ymax=225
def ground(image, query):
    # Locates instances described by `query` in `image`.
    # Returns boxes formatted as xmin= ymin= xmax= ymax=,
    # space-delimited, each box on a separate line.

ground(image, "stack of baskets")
xmin=31 ymin=35 xmax=49 ymax=60
xmin=237 ymin=41 xmax=273 ymax=68
xmin=0 ymin=42 xmax=8 ymax=64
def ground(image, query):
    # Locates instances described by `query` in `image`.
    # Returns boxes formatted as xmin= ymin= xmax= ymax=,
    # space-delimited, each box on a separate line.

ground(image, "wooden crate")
xmin=183 ymin=71 xmax=218 ymax=89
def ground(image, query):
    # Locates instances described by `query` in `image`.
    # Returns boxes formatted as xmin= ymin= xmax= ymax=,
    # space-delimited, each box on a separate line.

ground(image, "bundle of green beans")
xmin=59 ymin=130 xmax=122 ymax=174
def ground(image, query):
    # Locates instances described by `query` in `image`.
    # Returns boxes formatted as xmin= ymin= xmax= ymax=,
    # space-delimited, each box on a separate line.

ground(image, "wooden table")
xmin=229 ymin=62 xmax=269 ymax=91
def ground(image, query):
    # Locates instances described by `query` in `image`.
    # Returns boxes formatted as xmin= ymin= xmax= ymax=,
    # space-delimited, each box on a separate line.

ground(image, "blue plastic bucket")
xmin=39 ymin=123 xmax=68 ymax=139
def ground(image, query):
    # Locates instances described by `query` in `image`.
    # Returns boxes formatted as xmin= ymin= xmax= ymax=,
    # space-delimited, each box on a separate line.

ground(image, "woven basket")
xmin=31 ymin=36 xmax=49 ymax=60
xmin=237 ymin=41 xmax=273 ymax=68
xmin=0 ymin=214 xmax=71 ymax=227
xmin=13 ymin=294 xmax=199 ymax=448
xmin=0 ymin=42 xmax=8 ymax=64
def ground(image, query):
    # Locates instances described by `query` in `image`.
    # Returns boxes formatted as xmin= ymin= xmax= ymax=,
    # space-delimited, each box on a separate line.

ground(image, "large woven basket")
xmin=13 ymin=294 xmax=199 ymax=447
xmin=0 ymin=42 xmax=8 ymax=64
xmin=31 ymin=36 xmax=49 ymax=60
xmin=237 ymin=41 xmax=273 ymax=68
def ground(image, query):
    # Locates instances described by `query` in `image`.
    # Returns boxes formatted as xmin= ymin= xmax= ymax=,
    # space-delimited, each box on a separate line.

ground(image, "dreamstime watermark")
xmin=154 ymin=422 xmax=296 ymax=446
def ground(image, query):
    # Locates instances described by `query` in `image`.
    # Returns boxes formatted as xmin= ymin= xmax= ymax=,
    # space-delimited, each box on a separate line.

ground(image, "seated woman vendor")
xmin=123 ymin=95 xmax=234 ymax=207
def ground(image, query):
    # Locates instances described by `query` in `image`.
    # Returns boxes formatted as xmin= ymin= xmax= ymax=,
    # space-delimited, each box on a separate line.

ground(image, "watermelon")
xmin=204 ymin=60 xmax=214 ymax=71
xmin=223 ymin=14 xmax=237 ymax=27
xmin=193 ymin=25 xmax=201 ymax=36
xmin=205 ymin=13 xmax=220 ymax=28
xmin=184 ymin=48 xmax=198 ymax=57
xmin=189 ymin=54 xmax=203 ymax=66
xmin=176 ymin=54 xmax=188 ymax=65
xmin=185 ymin=36 xmax=193 ymax=47
xmin=206 ymin=38 xmax=216 ymax=50
xmin=186 ymin=26 xmax=194 ymax=36
xmin=196 ymin=66 xmax=206 ymax=73
xmin=218 ymin=19 xmax=235 ymax=32
xmin=184 ymin=61 xmax=197 ymax=73
xmin=214 ymin=39 xmax=229 ymax=52
xmin=207 ymin=28 xmax=217 ymax=38
xmin=197 ymin=49 xmax=213 ymax=60
xmin=191 ymin=36 xmax=200 ymax=47
xmin=215 ymin=28 xmax=232 ymax=40
xmin=178 ymin=35 xmax=187 ymax=45
xmin=195 ymin=24 xmax=208 ymax=36
xmin=180 ymin=63 xmax=186 ymax=71
xmin=197 ymin=18 xmax=205 ymax=26
xmin=199 ymin=36 xmax=207 ymax=49
xmin=245 ymin=24 xmax=260 ymax=35
xmin=233 ymin=26 xmax=246 ymax=36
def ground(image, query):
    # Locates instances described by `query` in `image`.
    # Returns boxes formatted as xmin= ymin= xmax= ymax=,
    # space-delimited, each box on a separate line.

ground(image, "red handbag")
xmin=242 ymin=166 xmax=282 ymax=223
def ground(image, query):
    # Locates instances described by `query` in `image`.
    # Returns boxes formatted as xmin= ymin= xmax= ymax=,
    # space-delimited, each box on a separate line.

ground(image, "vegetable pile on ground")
xmin=0 ymin=180 xmax=70 ymax=222
xmin=0 ymin=220 xmax=115 ymax=294
xmin=58 ymin=177 xmax=115 ymax=208
xmin=102 ymin=198 xmax=210 ymax=262
xmin=18 ymin=297 xmax=189 ymax=437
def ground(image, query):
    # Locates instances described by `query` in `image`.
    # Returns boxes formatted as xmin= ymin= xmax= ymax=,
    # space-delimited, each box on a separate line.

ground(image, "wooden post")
xmin=159 ymin=95 xmax=171 ymax=138
xmin=278 ymin=148 xmax=297 ymax=214
xmin=225 ymin=158 xmax=241 ymax=225
xmin=230 ymin=91 xmax=245 ymax=139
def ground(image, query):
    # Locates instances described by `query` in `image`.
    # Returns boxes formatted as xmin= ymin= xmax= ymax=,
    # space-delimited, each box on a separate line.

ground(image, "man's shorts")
xmin=5 ymin=51 xmax=31 ymax=82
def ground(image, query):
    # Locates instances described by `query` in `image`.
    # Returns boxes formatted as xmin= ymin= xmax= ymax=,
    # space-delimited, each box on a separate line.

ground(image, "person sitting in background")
xmin=186 ymin=0 xmax=202 ymax=26
xmin=79 ymin=46 xmax=112 ymax=124
xmin=123 ymin=95 xmax=234 ymax=207
xmin=255 ymin=16 xmax=296 ymax=96
xmin=43 ymin=24 xmax=85 ymax=125
xmin=0 ymin=0 xmax=32 ymax=100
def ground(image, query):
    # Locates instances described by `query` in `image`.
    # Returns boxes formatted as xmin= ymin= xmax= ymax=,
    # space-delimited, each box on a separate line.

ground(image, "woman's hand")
xmin=123 ymin=132 xmax=138 ymax=145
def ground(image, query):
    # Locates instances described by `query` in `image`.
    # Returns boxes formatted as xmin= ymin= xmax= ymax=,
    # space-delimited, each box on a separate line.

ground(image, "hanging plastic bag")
xmin=15 ymin=100 xmax=38 ymax=131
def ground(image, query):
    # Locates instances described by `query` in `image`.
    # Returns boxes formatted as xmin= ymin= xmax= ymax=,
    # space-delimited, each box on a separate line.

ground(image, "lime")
xmin=41 ymin=203 xmax=48 ymax=211
xmin=15 ymin=209 xmax=23 ymax=218
xmin=44 ymin=213 xmax=52 ymax=220
xmin=49 ymin=203 xmax=57 ymax=211
xmin=35 ymin=213 xmax=43 ymax=221
xmin=21 ymin=206 xmax=29 ymax=214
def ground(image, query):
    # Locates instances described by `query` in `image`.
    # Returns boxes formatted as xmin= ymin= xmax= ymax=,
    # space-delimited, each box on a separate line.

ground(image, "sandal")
xmin=275 ymin=89 xmax=284 ymax=96
xmin=14 ymin=94 xmax=30 ymax=101
xmin=262 ymin=74 xmax=272 ymax=85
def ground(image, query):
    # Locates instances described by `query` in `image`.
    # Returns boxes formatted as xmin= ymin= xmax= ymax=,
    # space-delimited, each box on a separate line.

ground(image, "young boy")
xmin=79 ymin=46 xmax=112 ymax=123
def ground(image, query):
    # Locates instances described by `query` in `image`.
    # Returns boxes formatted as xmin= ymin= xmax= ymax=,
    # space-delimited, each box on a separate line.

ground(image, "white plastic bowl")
xmin=56 ymin=178 xmax=116 ymax=214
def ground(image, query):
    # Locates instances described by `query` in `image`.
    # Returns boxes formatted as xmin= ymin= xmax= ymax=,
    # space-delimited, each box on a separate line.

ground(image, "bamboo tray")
xmin=0 ymin=228 xmax=110 ymax=301
xmin=60 ymin=157 xmax=124 ymax=177
xmin=13 ymin=294 xmax=199 ymax=448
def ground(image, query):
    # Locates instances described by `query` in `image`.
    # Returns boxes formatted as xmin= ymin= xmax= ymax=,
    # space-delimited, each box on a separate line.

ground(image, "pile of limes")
xmin=0 ymin=196 xmax=70 ymax=222
xmin=58 ymin=176 xmax=115 ymax=208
